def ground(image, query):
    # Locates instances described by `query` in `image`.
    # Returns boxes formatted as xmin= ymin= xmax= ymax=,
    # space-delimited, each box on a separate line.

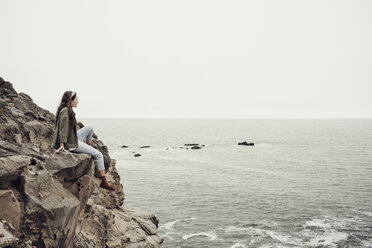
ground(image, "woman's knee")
xmin=85 ymin=126 xmax=93 ymax=133
xmin=93 ymin=151 xmax=103 ymax=161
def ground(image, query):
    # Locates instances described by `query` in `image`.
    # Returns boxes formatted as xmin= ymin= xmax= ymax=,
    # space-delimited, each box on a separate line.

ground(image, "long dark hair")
xmin=55 ymin=91 xmax=77 ymax=129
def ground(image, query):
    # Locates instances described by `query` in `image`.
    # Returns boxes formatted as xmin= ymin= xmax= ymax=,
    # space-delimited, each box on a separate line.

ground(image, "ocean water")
xmin=81 ymin=119 xmax=372 ymax=248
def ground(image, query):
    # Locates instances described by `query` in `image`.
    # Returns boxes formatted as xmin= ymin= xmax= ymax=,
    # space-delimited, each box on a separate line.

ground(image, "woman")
xmin=52 ymin=91 xmax=114 ymax=190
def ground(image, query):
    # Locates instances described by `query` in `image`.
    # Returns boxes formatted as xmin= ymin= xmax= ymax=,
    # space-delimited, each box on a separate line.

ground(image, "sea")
xmin=81 ymin=119 xmax=372 ymax=248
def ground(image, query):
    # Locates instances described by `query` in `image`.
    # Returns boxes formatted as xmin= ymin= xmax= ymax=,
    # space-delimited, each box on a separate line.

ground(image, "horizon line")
xmin=79 ymin=117 xmax=372 ymax=120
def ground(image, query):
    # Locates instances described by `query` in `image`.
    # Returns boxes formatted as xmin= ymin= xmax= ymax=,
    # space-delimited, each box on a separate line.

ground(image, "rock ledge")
xmin=0 ymin=77 xmax=163 ymax=248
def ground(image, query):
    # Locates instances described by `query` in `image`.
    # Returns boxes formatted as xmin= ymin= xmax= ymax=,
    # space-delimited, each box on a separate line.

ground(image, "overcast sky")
xmin=1 ymin=0 xmax=371 ymax=118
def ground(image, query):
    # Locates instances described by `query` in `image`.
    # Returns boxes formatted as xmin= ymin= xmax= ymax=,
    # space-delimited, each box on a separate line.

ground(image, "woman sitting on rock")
xmin=52 ymin=91 xmax=114 ymax=190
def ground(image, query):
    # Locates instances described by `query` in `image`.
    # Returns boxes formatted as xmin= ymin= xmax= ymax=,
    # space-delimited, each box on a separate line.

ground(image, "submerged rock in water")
xmin=140 ymin=146 xmax=151 ymax=148
xmin=185 ymin=143 xmax=199 ymax=146
xmin=191 ymin=146 xmax=202 ymax=150
xmin=134 ymin=153 xmax=142 ymax=157
xmin=238 ymin=141 xmax=254 ymax=146
xmin=121 ymin=145 xmax=128 ymax=148
xmin=0 ymin=77 xmax=163 ymax=248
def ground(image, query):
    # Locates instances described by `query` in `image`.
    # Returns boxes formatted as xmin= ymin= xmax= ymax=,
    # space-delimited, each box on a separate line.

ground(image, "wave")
xmin=182 ymin=231 xmax=218 ymax=241
xmin=224 ymin=219 xmax=352 ymax=247
xmin=305 ymin=218 xmax=332 ymax=229
xmin=230 ymin=242 xmax=247 ymax=248
xmin=224 ymin=225 xmax=301 ymax=246
xmin=361 ymin=239 xmax=372 ymax=247
xmin=308 ymin=230 xmax=348 ymax=247
xmin=250 ymin=228 xmax=301 ymax=246
xmin=159 ymin=217 xmax=196 ymax=231
xmin=225 ymin=226 xmax=250 ymax=233
xmin=302 ymin=216 xmax=352 ymax=247
xmin=159 ymin=216 xmax=361 ymax=247
xmin=350 ymin=209 xmax=372 ymax=217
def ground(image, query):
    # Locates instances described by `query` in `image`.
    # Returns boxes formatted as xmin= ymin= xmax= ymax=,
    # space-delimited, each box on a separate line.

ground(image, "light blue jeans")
xmin=71 ymin=126 xmax=105 ymax=171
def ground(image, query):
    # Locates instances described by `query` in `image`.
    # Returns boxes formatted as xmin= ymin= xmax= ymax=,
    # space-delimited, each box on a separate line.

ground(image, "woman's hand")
xmin=55 ymin=143 xmax=66 ymax=153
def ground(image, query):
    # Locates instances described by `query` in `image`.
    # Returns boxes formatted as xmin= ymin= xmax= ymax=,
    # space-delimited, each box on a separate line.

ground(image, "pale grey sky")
xmin=1 ymin=0 xmax=371 ymax=118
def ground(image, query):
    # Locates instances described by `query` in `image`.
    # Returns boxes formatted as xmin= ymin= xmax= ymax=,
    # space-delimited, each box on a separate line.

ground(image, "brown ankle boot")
xmin=100 ymin=176 xmax=115 ymax=191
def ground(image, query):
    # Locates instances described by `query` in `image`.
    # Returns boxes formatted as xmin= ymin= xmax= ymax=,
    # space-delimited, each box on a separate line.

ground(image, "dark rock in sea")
xmin=185 ymin=143 xmax=199 ymax=146
xmin=134 ymin=154 xmax=142 ymax=157
xmin=0 ymin=77 xmax=163 ymax=248
xmin=121 ymin=145 xmax=128 ymax=148
xmin=191 ymin=146 xmax=202 ymax=150
xmin=243 ymin=223 xmax=260 ymax=227
xmin=238 ymin=141 xmax=255 ymax=146
xmin=140 ymin=146 xmax=151 ymax=148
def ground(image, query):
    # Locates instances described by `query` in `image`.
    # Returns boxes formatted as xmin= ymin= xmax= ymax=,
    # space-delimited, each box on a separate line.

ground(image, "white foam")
xmin=225 ymin=226 xmax=249 ymax=233
xmin=230 ymin=242 xmax=247 ymax=248
xmin=360 ymin=211 xmax=372 ymax=217
xmin=182 ymin=231 xmax=217 ymax=241
xmin=259 ymin=245 xmax=293 ymax=248
xmin=308 ymin=231 xmax=349 ymax=247
xmin=159 ymin=217 xmax=196 ymax=231
xmin=224 ymin=225 xmax=301 ymax=246
xmin=251 ymin=228 xmax=301 ymax=246
xmin=305 ymin=218 xmax=331 ymax=229
xmin=361 ymin=239 xmax=372 ymax=247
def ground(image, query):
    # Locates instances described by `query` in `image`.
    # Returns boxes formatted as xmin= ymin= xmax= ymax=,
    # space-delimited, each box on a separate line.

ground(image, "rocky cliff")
xmin=0 ymin=77 xmax=163 ymax=248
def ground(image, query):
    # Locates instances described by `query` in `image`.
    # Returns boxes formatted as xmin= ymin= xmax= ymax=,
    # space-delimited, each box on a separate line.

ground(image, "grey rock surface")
xmin=0 ymin=77 xmax=163 ymax=248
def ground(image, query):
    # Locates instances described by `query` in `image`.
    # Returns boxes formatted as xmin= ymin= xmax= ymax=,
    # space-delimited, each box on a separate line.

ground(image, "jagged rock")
xmin=44 ymin=153 xmax=93 ymax=187
xmin=90 ymin=159 xmax=125 ymax=209
xmin=0 ymin=190 xmax=20 ymax=230
xmin=72 ymin=205 xmax=163 ymax=248
xmin=238 ymin=141 xmax=254 ymax=146
xmin=0 ymin=153 xmax=35 ymax=189
xmin=0 ymin=77 xmax=17 ymax=97
xmin=0 ymin=78 xmax=161 ymax=248
xmin=0 ymin=221 xmax=18 ymax=247
xmin=21 ymin=167 xmax=83 ymax=248
xmin=71 ymin=175 xmax=93 ymax=212
xmin=0 ymin=140 xmax=44 ymax=160
xmin=23 ymin=120 xmax=54 ymax=151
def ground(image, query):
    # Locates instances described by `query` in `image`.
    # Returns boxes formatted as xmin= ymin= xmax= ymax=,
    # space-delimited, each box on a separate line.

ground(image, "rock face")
xmin=0 ymin=190 xmax=20 ymax=230
xmin=0 ymin=77 xmax=163 ymax=248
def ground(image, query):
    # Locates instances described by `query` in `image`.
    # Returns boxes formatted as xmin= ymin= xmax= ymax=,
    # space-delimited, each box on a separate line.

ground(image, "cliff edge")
xmin=0 ymin=77 xmax=163 ymax=248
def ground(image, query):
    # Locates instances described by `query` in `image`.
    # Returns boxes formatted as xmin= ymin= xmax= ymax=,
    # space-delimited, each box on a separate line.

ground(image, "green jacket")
xmin=52 ymin=107 xmax=78 ymax=149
